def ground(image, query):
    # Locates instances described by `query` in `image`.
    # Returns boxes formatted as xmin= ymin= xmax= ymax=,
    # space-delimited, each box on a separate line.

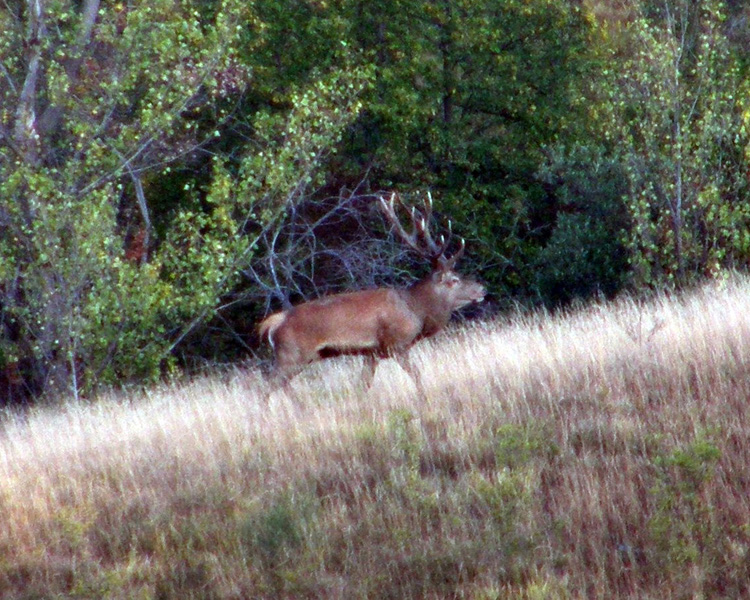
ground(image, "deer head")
xmin=379 ymin=192 xmax=485 ymax=321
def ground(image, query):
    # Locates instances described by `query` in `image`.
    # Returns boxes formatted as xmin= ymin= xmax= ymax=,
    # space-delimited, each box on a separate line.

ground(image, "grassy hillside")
xmin=3 ymin=277 xmax=750 ymax=599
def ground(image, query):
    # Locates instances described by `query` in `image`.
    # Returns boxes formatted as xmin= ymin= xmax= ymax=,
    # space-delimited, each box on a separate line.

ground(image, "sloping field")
xmin=3 ymin=277 xmax=750 ymax=598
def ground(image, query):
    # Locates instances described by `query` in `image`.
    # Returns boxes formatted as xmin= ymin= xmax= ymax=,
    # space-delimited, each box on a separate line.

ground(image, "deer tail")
xmin=257 ymin=312 xmax=287 ymax=348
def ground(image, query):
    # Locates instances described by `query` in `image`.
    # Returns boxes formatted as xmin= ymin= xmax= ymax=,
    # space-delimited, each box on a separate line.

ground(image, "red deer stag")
xmin=257 ymin=192 xmax=486 ymax=381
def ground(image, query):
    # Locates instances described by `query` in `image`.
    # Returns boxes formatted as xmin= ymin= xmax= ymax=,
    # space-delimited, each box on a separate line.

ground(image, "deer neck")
xmin=404 ymin=278 xmax=452 ymax=331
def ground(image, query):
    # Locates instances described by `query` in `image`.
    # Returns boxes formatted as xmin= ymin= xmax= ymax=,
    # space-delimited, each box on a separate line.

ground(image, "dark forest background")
xmin=2 ymin=0 xmax=750 ymax=402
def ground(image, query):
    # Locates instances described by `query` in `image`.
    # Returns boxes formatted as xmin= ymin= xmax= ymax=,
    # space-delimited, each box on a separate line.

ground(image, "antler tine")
xmin=379 ymin=192 xmax=423 ymax=254
xmin=423 ymin=190 xmax=434 ymax=222
xmin=413 ymin=190 xmax=454 ymax=262
xmin=441 ymin=237 xmax=465 ymax=270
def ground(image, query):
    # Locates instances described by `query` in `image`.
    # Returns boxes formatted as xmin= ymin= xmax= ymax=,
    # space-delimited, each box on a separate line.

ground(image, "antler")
xmin=379 ymin=192 xmax=465 ymax=269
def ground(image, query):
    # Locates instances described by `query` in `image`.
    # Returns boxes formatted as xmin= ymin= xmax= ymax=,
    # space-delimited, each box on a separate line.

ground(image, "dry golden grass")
xmin=3 ymin=276 xmax=750 ymax=598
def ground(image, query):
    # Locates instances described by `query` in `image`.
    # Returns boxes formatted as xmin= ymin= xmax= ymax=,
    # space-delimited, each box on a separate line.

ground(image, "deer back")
xmin=266 ymin=288 xmax=424 ymax=357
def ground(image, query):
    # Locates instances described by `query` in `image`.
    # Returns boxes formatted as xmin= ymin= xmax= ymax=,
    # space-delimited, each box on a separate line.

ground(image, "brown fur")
xmin=258 ymin=268 xmax=485 ymax=377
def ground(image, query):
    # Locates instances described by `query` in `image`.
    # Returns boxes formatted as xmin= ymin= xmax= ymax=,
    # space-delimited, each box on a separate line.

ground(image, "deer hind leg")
xmin=267 ymin=341 xmax=317 ymax=400
xmin=265 ymin=365 xmax=296 ymax=402
xmin=359 ymin=351 xmax=387 ymax=391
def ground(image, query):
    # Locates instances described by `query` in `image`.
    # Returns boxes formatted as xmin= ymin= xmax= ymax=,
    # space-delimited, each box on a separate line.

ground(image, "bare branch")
xmin=0 ymin=61 xmax=18 ymax=94
xmin=124 ymin=163 xmax=152 ymax=264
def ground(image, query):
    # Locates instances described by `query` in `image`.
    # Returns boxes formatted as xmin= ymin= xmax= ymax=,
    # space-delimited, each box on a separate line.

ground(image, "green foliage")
xmin=340 ymin=0 xmax=596 ymax=295
xmin=234 ymin=65 xmax=372 ymax=222
xmin=536 ymin=144 xmax=630 ymax=304
xmin=240 ymin=496 xmax=305 ymax=566
xmin=493 ymin=423 xmax=558 ymax=471
xmin=0 ymin=0 xmax=245 ymax=395
xmin=232 ymin=0 xmax=597 ymax=299
xmin=599 ymin=0 xmax=749 ymax=286
xmin=0 ymin=0 xmax=368 ymax=398
xmin=647 ymin=436 xmax=735 ymax=595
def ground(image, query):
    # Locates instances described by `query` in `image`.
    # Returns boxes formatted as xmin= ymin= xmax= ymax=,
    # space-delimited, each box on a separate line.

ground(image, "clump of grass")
xmin=3 ymin=277 xmax=750 ymax=598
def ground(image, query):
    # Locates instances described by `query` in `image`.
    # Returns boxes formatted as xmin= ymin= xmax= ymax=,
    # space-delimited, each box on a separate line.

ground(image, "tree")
xmin=606 ymin=0 xmax=750 ymax=286
xmin=333 ymin=0 xmax=595 ymax=299
xmin=535 ymin=144 xmax=630 ymax=305
xmin=0 ymin=0 xmax=368 ymax=400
